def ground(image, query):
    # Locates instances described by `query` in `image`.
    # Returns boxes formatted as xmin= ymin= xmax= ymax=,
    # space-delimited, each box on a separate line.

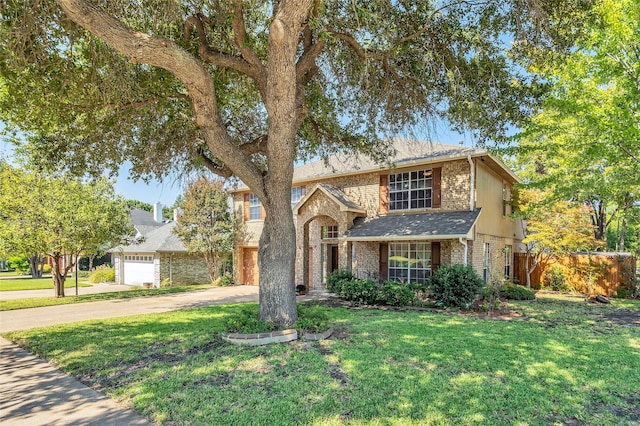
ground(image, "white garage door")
xmin=123 ymin=255 xmax=155 ymax=285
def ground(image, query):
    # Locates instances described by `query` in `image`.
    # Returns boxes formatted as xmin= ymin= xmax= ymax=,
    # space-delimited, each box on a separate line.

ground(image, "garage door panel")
xmin=124 ymin=261 xmax=155 ymax=285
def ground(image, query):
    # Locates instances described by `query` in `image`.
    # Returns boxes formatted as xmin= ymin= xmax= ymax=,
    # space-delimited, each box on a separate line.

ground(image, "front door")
xmin=242 ymin=248 xmax=259 ymax=285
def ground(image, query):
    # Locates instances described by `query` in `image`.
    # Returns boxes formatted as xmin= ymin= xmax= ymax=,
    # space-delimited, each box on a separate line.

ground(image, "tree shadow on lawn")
xmin=5 ymin=300 xmax=640 ymax=425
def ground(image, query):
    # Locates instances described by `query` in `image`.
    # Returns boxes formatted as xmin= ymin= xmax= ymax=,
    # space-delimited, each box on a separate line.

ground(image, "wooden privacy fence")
xmin=513 ymin=252 xmax=637 ymax=296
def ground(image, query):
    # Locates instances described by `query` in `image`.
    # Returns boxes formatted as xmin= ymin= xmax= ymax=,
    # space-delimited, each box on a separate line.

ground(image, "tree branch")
xmin=56 ymin=0 xmax=266 ymax=198
xmin=184 ymin=14 xmax=262 ymax=88
xmin=230 ymin=1 xmax=266 ymax=87
xmin=197 ymin=147 xmax=233 ymax=178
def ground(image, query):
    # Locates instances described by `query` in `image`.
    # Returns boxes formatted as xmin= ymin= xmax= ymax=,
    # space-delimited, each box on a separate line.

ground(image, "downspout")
xmin=459 ymin=237 xmax=468 ymax=266
xmin=467 ymin=155 xmax=475 ymax=211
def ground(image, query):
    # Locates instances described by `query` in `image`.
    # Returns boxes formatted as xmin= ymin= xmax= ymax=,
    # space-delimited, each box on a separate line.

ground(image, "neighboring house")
xmin=232 ymin=138 xmax=524 ymax=289
xmin=110 ymin=204 xmax=210 ymax=286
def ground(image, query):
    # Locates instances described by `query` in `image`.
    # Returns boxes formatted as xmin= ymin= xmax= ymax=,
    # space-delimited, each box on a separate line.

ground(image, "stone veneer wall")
xmin=159 ymin=253 xmax=211 ymax=286
xmin=352 ymin=241 xmax=379 ymax=281
xmin=469 ymin=234 xmax=516 ymax=281
xmin=441 ymin=160 xmax=471 ymax=211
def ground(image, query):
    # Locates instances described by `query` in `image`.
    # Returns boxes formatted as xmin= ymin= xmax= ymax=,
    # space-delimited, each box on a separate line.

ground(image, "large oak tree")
xmin=0 ymin=0 xmax=592 ymax=325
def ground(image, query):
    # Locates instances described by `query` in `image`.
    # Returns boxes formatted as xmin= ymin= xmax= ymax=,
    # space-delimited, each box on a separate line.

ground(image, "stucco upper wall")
xmin=475 ymin=161 xmax=520 ymax=239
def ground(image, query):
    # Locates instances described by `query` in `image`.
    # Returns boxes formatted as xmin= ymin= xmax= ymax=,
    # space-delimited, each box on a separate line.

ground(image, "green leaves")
xmin=0 ymin=163 xmax=133 ymax=270
xmin=173 ymin=176 xmax=237 ymax=281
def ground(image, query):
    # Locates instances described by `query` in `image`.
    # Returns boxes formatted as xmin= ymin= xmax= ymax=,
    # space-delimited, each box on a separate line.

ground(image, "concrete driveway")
xmin=0 ymin=283 xmax=135 ymax=300
xmin=0 ymin=285 xmax=260 ymax=425
xmin=0 ymin=285 xmax=259 ymax=332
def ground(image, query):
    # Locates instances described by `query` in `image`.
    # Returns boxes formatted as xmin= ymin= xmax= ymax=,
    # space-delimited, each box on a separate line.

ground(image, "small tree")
xmin=173 ymin=176 xmax=237 ymax=282
xmin=0 ymin=164 xmax=132 ymax=297
xmin=513 ymin=188 xmax=598 ymax=288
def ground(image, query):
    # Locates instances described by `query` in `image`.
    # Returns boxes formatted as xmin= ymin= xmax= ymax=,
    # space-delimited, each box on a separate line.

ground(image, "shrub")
xmin=88 ymin=265 xmax=116 ymax=283
xmin=479 ymin=280 xmax=502 ymax=311
xmin=294 ymin=305 xmax=329 ymax=333
xmin=379 ymin=281 xmax=417 ymax=306
xmin=160 ymin=278 xmax=172 ymax=287
xmin=501 ymin=283 xmax=536 ymax=300
xmin=340 ymin=279 xmax=378 ymax=304
xmin=543 ymin=265 xmax=573 ymax=292
xmin=214 ymin=273 xmax=233 ymax=287
xmin=7 ymin=256 xmax=30 ymax=275
xmin=327 ymin=269 xmax=355 ymax=294
xmin=42 ymin=264 xmax=52 ymax=273
xmin=223 ymin=305 xmax=276 ymax=334
xmin=428 ymin=264 xmax=484 ymax=309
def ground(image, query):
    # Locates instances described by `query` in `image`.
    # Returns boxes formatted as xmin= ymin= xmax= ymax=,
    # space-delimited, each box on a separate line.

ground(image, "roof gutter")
xmin=340 ymin=232 xmax=473 ymax=242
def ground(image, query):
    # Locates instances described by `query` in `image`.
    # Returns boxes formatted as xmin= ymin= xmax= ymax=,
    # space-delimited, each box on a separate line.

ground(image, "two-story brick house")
xmin=232 ymin=138 xmax=524 ymax=290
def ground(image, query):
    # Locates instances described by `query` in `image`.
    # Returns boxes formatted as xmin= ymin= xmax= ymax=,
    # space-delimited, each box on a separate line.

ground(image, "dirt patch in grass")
xmin=602 ymin=309 xmax=640 ymax=326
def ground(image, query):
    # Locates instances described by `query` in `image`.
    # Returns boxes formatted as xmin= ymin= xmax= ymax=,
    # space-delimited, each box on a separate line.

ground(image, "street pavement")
xmin=0 ymin=285 xmax=261 ymax=425
xmin=0 ymin=283 xmax=136 ymax=300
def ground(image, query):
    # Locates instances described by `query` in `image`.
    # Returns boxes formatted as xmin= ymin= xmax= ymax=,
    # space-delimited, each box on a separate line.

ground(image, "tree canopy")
xmin=0 ymin=0 xmax=594 ymax=324
xmin=509 ymin=0 xmax=640 ymax=245
xmin=512 ymin=188 xmax=597 ymax=288
xmin=0 ymin=163 xmax=132 ymax=297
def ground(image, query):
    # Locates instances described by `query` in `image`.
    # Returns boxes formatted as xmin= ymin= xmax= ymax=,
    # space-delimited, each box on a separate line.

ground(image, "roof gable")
xmin=293 ymin=184 xmax=366 ymax=215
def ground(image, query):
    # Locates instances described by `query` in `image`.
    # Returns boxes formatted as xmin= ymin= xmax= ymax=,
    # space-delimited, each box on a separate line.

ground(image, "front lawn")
xmin=0 ymin=277 xmax=92 ymax=292
xmin=4 ymin=293 xmax=640 ymax=425
xmin=0 ymin=284 xmax=214 ymax=310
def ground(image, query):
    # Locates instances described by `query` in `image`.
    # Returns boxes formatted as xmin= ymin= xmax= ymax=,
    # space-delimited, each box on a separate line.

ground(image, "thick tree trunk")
xmin=258 ymin=193 xmax=298 ymax=327
xmin=51 ymin=255 xmax=66 ymax=298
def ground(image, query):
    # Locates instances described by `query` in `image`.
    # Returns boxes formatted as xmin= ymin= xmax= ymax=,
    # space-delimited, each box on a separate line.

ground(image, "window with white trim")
xmin=291 ymin=187 xmax=303 ymax=208
xmin=388 ymin=242 xmax=431 ymax=284
xmin=389 ymin=169 xmax=432 ymax=211
xmin=504 ymin=245 xmax=512 ymax=278
xmin=321 ymin=226 xmax=338 ymax=239
xmin=483 ymin=243 xmax=490 ymax=282
xmin=125 ymin=255 xmax=153 ymax=262
xmin=249 ymin=194 xmax=261 ymax=220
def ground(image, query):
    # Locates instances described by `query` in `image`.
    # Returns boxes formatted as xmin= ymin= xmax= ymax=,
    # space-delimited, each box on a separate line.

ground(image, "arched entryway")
xmin=294 ymin=184 xmax=367 ymax=291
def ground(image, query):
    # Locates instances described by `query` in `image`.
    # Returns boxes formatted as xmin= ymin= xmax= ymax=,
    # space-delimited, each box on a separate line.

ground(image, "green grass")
xmin=0 ymin=270 xmax=23 ymax=277
xmin=0 ymin=284 xmax=214 ymax=311
xmin=0 ymin=277 xmax=92 ymax=292
xmin=4 ymin=293 xmax=640 ymax=425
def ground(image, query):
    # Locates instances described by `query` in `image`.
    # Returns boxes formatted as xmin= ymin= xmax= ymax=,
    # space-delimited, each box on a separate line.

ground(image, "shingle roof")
xmin=293 ymin=138 xmax=485 ymax=182
xmin=113 ymin=221 xmax=187 ymax=253
xmin=129 ymin=208 xmax=170 ymax=236
xmin=341 ymin=209 xmax=482 ymax=241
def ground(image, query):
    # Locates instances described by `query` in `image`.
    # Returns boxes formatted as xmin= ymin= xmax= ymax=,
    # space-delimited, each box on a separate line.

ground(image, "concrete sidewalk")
xmin=0 ymin=337 xmax=149 ymax=425
xmin=0 ymin=285 xmax=261 ymax=425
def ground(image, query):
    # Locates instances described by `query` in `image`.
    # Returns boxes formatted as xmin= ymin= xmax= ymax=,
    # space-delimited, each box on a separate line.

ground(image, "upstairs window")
xmin=291 ymin=187 xmax=304 ymax=208
xmin=389 ymin=169 xmax=432 ymax=211
xmin=249 ymin=194 xmax=261 ymax=220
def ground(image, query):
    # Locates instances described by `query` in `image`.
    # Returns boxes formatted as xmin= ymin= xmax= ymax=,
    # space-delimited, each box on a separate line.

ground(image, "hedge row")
xmin=327 ymin=264 xmax=535 ymax=308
